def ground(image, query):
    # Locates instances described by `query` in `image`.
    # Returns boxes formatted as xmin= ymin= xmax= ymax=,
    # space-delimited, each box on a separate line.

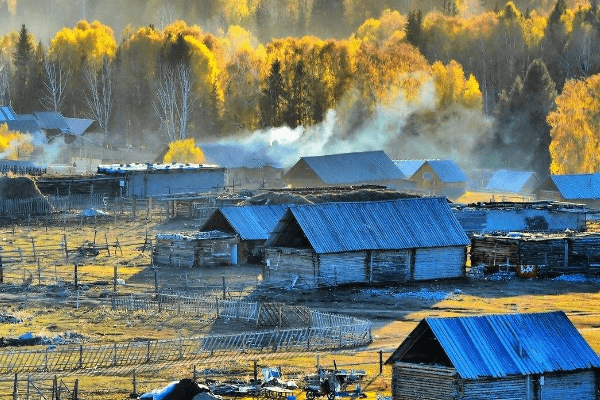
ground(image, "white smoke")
xmin=220 ymin=78 xmax=492 ymax=169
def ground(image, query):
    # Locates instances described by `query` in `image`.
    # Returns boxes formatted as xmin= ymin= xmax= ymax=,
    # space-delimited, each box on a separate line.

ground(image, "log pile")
xmin=153 ymin=232 xmax=237 ymax=268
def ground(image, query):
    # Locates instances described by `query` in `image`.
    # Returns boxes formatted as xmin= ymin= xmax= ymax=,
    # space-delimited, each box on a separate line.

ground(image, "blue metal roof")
xmin=204 ymin=205 xmax=288 ymax=240
xmin=426 ymin=160 xmax=468 ymax=183
xmin=393 ymin=160 xmax=425 ymax=178
xmin=387 ymin=311 xmax=600 ymax=379
xmin=485 ymin=170 xmax=537 ymax=193
xmin=293 ymin=151 xmax=405 ymax=185
xmin=65 ymin=118 xmax=95 ymax=135
xmin=32 ymin=111 xmax=70 ymax=131
xmin=550 ymin=173 xmax=600 ymax=200
xmin=268 ymin=197 xmax=469 ymax=253
xmin=201 ymin=143 xmax=282 ymax=169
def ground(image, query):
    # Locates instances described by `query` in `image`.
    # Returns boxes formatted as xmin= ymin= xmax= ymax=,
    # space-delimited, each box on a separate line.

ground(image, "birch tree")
xmin=41 ymin=55 xmax=69 ymax=112
xmin=84 ymin=56 xmax=113 ymax=148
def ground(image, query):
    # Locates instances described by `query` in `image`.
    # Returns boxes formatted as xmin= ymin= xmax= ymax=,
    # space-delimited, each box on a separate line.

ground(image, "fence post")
xmin=154 ymin=269 xmax=159 ymax=294
xmin=52 ymin=376 xmax=57 ymax=400
xmin=12 ymin=373 xmax=17 ymax=400
xmin=379 ymin=350 xmax=383 ymax=375
xmin=63 ymin=234 xmax=68 ymax=262
xmin=26 ymin=374 xmax=30 ymax=400
xmin=73 ymin=379 xmax=78 ymax=400
xmin=147 ymin=341 xmax=151 ymax=363
xmin=79 ymin=345 xmax=83 ymax=369
xmin=132 ymin=369 xmax=137 ymax=398
xmin=113 ymin=264 xmax=118 ymax=293
xmin=216 ymin=297 xmax=220 ymax=319
xmin=0 ymin=254 xmax=4 ymax=283
xmin=37 ymin=260 xmax=41 ymax=286
xmin=254 ymin=360 xmax=258 ymax=381
xmin=222 ymin=276 xmax=226 ymax=299
xmin=193 ymin=365 xmax=198 ymax=382
xmin=179 ymin=338 xmax=183 ymax=360
xmin=74 ymin=262 xmax=78 ymax=288
xmin=31 ymin=238 xmax=36 ymax=263
xmin=113 ymin=343 xmax=117 ymax=366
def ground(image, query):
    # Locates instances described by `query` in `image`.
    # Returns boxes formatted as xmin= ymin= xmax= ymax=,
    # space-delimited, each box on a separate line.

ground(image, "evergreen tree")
xmin=405 ymin=10 xmax=423 ymax=49
xmin=260 ymin=59 xmax=287 ymax=128
xmin=12 ymin=24 xmax=34 ymax=113
xmin=285 ymin=60 xmax=312 ymax=128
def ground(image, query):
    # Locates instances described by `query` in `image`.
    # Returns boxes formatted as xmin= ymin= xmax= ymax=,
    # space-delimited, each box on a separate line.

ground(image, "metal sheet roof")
xmin=201 ymin=143 xmax=281 ymax=169
xmin=393 ymin=160 xmax=425 ymax=178
xmin=485 ymin=170 xmax=537 ymax=193
xmin=65 ymin=118 xmax=95 ymax=135
xmin=268 ymin=197 xmax=469 ymax=253
xmin=550 ymin=173 xmax=600 ymax=199
xmin=32 ymin=111 xmax=70 ymax=131
xmin=426 ymin=160 xmax=468 ymax=183
xmin=204 ymin=205 xmax=288 ymax=240
xmin=97 ymin=163 xmax=223 ymax=174
xmin=292 ymin=151 xmax=405 ymax=185
xmin=387 ymin=311 xmax=600 ymax=379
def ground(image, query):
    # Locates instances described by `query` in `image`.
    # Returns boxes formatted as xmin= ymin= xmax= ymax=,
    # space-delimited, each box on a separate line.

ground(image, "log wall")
xmin=370 ymin=250 xmax=410 ymax=282
xmin=265 ymin=248 xmax=318 ymax=288
xmin=319 ymin=252 xmax=367 ymax=285
xmin=414 ymin=247 xmax=466 ymax=280
xmin=391 ymin=362 xmax=459 ymax=400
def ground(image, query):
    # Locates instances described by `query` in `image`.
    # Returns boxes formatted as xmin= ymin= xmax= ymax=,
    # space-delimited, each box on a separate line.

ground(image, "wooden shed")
xmin=470 ymin=232 xmax=600 ymax=277
xmin=152 ymin=231 xmax=238 ymax=268
xmin=283 ymin=151 xmax=405 ymax=189
xmin=485 ymin=169 xmax=539 ymax=195
xmin=408 ymin=159 xmax=468 ymax=199
xmin=264 ymin=197 xmax=470 ymax=288
xmin=200 ymin=205 xmax=287 ymax=263
xmin=535 ymin=173 xmax=600 ymax=208
xmin=385 ymin=311 xmax=600 ymax=400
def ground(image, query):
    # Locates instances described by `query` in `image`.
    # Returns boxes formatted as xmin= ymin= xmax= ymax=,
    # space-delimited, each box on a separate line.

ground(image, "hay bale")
xmin=0 ymin=176 xmax=46 ymax=199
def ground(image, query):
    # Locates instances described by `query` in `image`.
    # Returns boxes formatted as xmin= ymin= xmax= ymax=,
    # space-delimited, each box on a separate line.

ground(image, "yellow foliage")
xmin=226 ymin=25 xmax=257 ymax=54
xmin=432 ymin=60 xmax=482 ymax=110
xmin=0 ymin=124 xmax=33 ymax=160
xmin=548 ymin=75 xmax=600 ymax=174
xmin=355 ymin=18 xmax=382 ymax=43
xmin=49 ymin=20 xmax=117 ymax=66
xmin=163 ymin=138 xmax=206 ymax=164
xmin=164 ymin=20 xmax=203 ymax=40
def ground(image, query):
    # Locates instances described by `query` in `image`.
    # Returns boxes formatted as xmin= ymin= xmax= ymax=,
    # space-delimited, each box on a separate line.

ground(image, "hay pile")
xmin=0 ymin=176 xmax=46 ymax=200
xmin=244 ymin=187 xmax=421 ymax=205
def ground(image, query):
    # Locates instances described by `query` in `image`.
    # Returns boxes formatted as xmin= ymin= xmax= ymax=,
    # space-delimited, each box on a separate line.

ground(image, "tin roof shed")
xmin=201 ymin=205 xmax=288 ymax=241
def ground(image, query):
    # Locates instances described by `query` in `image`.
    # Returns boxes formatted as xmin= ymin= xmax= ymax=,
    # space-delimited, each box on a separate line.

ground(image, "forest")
xmin=0 ymin=0 xmax=599 ymax=175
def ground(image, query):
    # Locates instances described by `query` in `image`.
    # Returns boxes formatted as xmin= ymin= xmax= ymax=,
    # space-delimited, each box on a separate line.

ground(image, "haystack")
xmin=0 ymin=176 xmax=53 ymax=215
xmin=0 ymin=176 xmax=46 ymax=200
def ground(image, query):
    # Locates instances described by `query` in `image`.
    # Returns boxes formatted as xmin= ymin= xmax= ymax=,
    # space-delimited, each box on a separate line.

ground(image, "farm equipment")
xmin=303 ymin=364 xmax=366 ymax=400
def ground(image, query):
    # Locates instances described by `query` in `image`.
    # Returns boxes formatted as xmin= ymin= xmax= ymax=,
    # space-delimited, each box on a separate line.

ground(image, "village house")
xmin=405 ymin=159 xmax=468 ymax=199
xmin=200 ymin=204 xmax=287 ymax=263
xmin=97 ymin=163 xmax=226 ymax=198
xmin=264 ymin=197 xmax=469 ymax=288
xmin=152 ymin=231 xmax=238 ymax=268
xmin=282 ymin=151 xmax=406 ymax=189
xmin=385 ymin=311 xmax=600 ymax=400
xmin=485 ymin=169 xmax=539 ymax=196
xmin=453 ymin=200 xmax=588 ymax=235
xmin=535 ymin=173 xmax=600 ymax=208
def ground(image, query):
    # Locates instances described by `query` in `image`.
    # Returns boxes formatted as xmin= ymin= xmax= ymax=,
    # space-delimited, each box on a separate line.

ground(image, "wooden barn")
xmin=407 ymin=159 xmax=468 ymax=199
xmin=385 ymin=311 xmax=600 ymax=400
xmin=282 ymin=151 xmax=405 ymax=189
xmin=97 ymin=163 xmax=226 ymax=198
xmin=535 ymin=173 xmax=600 ymax=208
xmin=485 ymin=169 xmax=539 ymax=195
xmin=264 ymin=197 xmax=470 ymax=288
xmin=470 ymin=232 xmax=600 ymax=277
xmin=152 ymin=231 xmax=238 ymax=268
xmin=200 ymin=204 xmax=287 ymax=263
xmin=453 ymin=201 xmax=588 ymax=235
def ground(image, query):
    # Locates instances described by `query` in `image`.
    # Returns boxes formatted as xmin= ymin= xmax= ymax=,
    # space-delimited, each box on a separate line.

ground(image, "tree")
xmin=84 ymin=56 xmax=113 ymax=148
xmin=260 ymin=59 xmax=287 ymax=128
xmin=405 ymin=10 xmax=423 ymax=49
xmin=42 ymin=54 xmax=70 ymax=112
xmin=11 ymin=24 xmax=34 ymax=113
xmin=0 ymin=52 xmax=9 ymax=106
xmin=548 ymin=74 xmax=600 ymax=174
xmin=162 ymin=138 xmax=206 ymax=163
xmin=485 ymin=59 xmax=556 ymax=177
xmin=284 ymin=60 xmax=312 ymax=128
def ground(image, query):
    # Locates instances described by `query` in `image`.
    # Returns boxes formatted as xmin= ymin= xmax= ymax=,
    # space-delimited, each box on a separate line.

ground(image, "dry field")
xmin=0 ymin=214 xmax=599 ymax=399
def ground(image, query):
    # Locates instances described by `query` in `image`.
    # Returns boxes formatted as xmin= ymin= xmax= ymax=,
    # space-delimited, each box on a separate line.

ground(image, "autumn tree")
xmin=548 ymin=74 xmax=600 ymax=174
xmin=162 ymin=138 xmax=206 ymax=163
xmin=260 ymin=59 xmax=287 ymax=128
xmin=0 ymin=124 xmax=33 ymax=160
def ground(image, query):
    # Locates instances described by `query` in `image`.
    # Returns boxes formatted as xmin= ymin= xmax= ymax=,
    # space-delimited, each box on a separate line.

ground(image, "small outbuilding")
xmin=535 ymin=173 xmax=600 ymax=208
xmin=200 ymin=204 xmax=288 ymax=263
xmin=97 ymin=163 xmax=226 ymax=198
xmin=485 ymin=169 xmax=539 ymax=195
xmin=283 ymin=151 xmax=405 ymax=189
xmin=408 ymin=159 xmax=468 ymax=199
xmin=264 ymin=197 xmax=469 ymax=288
xmin=386 ymin=311 xmax=600 ymax=400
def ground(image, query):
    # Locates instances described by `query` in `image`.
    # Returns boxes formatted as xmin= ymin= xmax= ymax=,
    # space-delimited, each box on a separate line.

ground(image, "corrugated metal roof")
xmin=98 ymin=163 xmax=222 ymax=174
xmin=426 ymin=160 xmax=468 ymax=183
xmin=393 ymin=160 xmax=425 ymax=178
xmin=268 ymin=197 xmax=469 ymax=253
xmin=485 ymin=170 xmax=537 ymax=193
xmin=205 ymin=205 xmax=288 ymax=240
xmin=33 ymin=111 xmax=70 ymax=131
xmin=201 ymin=143 xmax=281 ymax=169
xmin=387 ymin=311 xmax=600 ymax=379
xmin=294 ymin=151 xmax=405 ymax=185
xmin=0 ymin=106 xmax=16 ymax=121
xmin=65 ymin=118 xmax=95 ymax=135
xmin=551 ymin=173 xmax=600 ymax=199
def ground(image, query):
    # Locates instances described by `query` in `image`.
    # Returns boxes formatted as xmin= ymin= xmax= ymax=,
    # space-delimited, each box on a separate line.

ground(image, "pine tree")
xmin=12 ymin=24 xmax=34 ymax=113
xmin=260 ymin=59 xmax=287 ymax=128
xmin=405 ymin=10 xmax=423 ymax=49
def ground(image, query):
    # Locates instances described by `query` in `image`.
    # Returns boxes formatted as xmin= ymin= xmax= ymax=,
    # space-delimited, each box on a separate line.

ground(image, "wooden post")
xmin=216 ymin=297 xmax=220 ymax=319
xmin=147 ymin=341 xmax=151 ymax=363
xmin=132 ymin=369 xmax=137 ymax=397
xmin=193 ymin=365 xmax=198 ymax=382
xmin=26 ymin=374 xmax=30 ymax=400
xmin=52 ymin=376 xmax=57 ymax=400
xmin=12 ymin=373 xmax=17 ymax=400
xmin=74 ymin=262 xmax=78 ymax=288
xmin=132 ymin=198 xmax=137 ymax=221
xmin=79 ymin=345 xmax=83 ymax=369
xmin=154 ymin=269 xmax=159 ymax=294
xmin=113 ymin=264 xmax=118 ymax=292
xmin=31 ymin=238 xmax=37 ymax=263
xmin=113 ymin=343 xmax=117 ymax=366
xmin=105 ymin=233 xmax=110 ymax=256
xmin=253 ymin=360 xmax=258 ymax=381
xmin=222 ymin=275 xmax=226 ymax=300
xmin=179 ymin=337 xmax=183 ymax=360
xmin=63 ymin=234 xmax=69 ymax=262
xmin=73 ymin=379 xmax=78 ymax=400
xmin=379 ymin=350 xmax=383 ymax=375
xmin=0 ymin=254 xmax=4 ymax=283
xmin=37 ymin=260 xmax=41 ymax=286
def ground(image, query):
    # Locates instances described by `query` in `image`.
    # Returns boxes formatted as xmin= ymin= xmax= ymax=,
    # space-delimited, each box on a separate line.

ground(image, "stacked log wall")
xmin=414 ymin=247 xmax=466 ymax=280
xmin=461 ymin=376 xmax=529 ymax=399
xmin=391 ymin=362 xmax=459 ymax=400
xmin=370 ymin=250 xmax=410 ymax=282
xmin=265 ymin=248 xmax=318 ymax=288
xmin=318 ymin=252 xmax=367 ymax=286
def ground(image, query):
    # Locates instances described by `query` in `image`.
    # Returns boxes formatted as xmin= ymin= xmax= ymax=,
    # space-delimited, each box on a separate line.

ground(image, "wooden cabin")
xmin=283 ymin=151 xmax=405 ymax=189
xmin=408 ymin=159 xmax=468 ymax=199
xmin=264 ymin=197 xmax=470 ymax=288
xmin=535 ymin=173 xmax=600 ymax=208
xmin=386 ymin=311 xmax=600 ymax=400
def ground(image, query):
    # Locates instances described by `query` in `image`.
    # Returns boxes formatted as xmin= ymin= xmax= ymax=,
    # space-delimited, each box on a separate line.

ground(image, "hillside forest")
xmin=0 ymin=0 xmax=599 ymax=175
